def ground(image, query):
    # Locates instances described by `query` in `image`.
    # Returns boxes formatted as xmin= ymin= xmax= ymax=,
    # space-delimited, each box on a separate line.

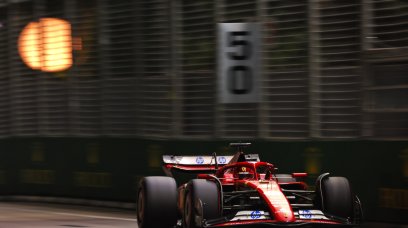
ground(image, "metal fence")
xmin=363 ymin=0 xmax=408 ymax=139
xmin=0 ymin=0 xmax=407 ymax=140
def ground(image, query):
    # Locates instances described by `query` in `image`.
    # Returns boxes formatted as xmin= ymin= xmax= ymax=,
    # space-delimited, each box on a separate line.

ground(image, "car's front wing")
xmin=203 ymin=219 xmax=358 ymax=227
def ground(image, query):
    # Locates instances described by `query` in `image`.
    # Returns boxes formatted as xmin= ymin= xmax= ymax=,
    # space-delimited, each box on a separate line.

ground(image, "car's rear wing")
xmin=162 ymin=155 xmax=234 ymax=175
xmin=162 ymin=152 xmax=261 ymax=174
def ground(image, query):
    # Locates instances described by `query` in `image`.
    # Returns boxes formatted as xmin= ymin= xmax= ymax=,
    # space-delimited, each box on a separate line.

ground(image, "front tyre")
xmin=320 ymin=176 xmax=354 ymax=219
xmin=183 ymin=179 xmax=221 ymax=228
xmin=137 ymin=176 xmax=178 ymax=228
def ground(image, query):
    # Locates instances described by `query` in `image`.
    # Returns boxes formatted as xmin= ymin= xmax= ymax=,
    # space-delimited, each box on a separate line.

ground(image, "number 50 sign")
xmin=217 ymin=23 xmax=261 ymax=103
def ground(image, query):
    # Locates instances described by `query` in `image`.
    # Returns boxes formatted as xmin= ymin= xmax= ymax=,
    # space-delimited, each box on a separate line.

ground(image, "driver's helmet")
xmin=237 ymin=166 xmax=254 ymax=180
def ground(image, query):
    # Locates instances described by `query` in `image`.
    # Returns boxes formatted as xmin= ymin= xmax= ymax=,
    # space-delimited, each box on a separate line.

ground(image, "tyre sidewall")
xmin=183 ymin=179 xmax=220 ymax=228
xmin=137 ymin=176 xmax=178 ymax=228
xmin=321 ymin=176 xmax=354 ymax=219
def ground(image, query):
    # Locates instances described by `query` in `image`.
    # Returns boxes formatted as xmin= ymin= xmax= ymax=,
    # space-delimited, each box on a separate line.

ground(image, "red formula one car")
xmin=137 ymin=143 xmax=363 ymax=228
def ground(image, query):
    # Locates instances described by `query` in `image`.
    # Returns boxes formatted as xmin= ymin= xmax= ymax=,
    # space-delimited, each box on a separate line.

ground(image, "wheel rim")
xmin=137 ymin=189 xmax=145 ymax=224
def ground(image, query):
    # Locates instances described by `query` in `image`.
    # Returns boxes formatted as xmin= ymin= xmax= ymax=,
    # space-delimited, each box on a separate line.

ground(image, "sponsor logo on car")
xmin=230 ymin=211 xmax=269 ymax=221
xmin=196 ymin=156 xmax=204 ymax=164
xmin=251 ymin=210 xmax=262 ymax=219
xmin=297 ymin=210 xmax=328 ymax=220
xmin=299 ymin=210 xmax=312 ymax=219
xmin=218 ymin=156 xmax=227 ymax=164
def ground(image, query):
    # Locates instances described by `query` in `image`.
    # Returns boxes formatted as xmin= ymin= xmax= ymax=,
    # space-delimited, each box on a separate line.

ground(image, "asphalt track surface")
xmin=0 ymin=202 xmax=137 ymax=228
xmin=0 ymin=202 xmax=406 ymax=228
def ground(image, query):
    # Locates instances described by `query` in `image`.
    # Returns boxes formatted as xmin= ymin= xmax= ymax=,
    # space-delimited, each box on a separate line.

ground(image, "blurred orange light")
xmin=18 ymin=18 xmax=72 ymax=72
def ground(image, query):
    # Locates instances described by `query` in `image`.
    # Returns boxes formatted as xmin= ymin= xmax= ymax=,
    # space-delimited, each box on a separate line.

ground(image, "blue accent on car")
xmin=196 ymin=156 xmax=204 ymax=164
xmin=218 ymin=156 xmax=227 ymax=164
xmin=251 ymin=210 xmax=261 ymax=219
xmin=300 ymin=210 xmax=312 ymax=219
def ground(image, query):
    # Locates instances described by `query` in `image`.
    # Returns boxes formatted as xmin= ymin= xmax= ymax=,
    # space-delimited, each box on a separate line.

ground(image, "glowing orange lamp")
xmin=18 ymin=18 xmax=73 ymax=73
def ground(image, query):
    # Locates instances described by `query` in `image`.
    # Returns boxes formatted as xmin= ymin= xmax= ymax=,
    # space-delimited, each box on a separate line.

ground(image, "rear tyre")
xmin=320 ymin=176 xmax=354 ymax=219
xmin=183 ymin=179 xmax=221 ymax=228
xmin=137 ymin=176 xmax=178 ymax=228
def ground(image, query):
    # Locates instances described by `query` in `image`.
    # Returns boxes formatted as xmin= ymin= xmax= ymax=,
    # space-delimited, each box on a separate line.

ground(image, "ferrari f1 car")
xmin=137 ymin=143 xmax=363 ymax=228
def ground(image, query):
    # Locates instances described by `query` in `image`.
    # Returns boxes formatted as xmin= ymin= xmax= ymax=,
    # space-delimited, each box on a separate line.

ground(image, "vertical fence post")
xmin=4 ymin=0 xmax=12 ymax=136
xmin=97 ymin=0 xmax=109 ymax=136
xmin=170 ymin=0 xmax=183 ymax=138
xmin=7 ymin=0 xmax=15 ymax=136
xmin=361 ymin=0 xmax=374 ymax=138
xmin=34 ymin=0 xmax=46 ymax=136
xmin=65 ymin=0 xmax=76 ymax=136
xmin=214 ymin=0 xmax=224 ymax=139
xmin=257 ymin=0 xmax=268 ymax=139
xmin=308 ymin=0 xmax=321 ymax=138
xmin=134 ymin=0 xmax=142 ymax=137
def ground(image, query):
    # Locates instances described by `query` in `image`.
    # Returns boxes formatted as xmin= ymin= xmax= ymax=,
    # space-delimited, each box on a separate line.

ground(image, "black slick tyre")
xmin=321 ymin=176 xmax=354 ymax=219
xmin=183 ymin=179 xmax=221 ymax=228
xmin=137 ymin=176 xmax=178 ymax=228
